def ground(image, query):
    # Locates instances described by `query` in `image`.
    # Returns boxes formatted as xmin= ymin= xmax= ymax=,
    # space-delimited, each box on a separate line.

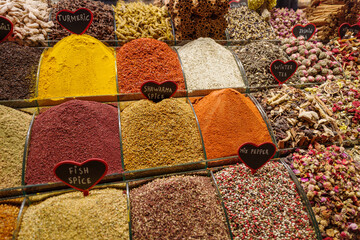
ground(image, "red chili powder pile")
xmin=25 ymin=100 xmax=122 ymax=185
xmin=193 ymin=88 xmax=273 ymax=159
xmin=116 ymin=38 xmax=185 ymax=93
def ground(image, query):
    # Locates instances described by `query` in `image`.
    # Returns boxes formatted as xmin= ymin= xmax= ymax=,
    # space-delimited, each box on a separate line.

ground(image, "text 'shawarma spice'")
xmin=130 ymin=175 xmax=230 ymax=240
xmin=17 ymin=188 xmax=129 ymax=240
xmin=193 ymin=89 xmax=272 ymax=159
xmin=0 ymin=204 xmax=20 ymax=240
xmin=177 ymin=38 xmax=244 ymax=91
xmin=26 ymin=100 xmax=122 ymax=185
xmin=0 ymin=105 xmax=32 ymax=189
xmin=116 ymin=38 xmax=185 ymax=93
xmin=38 ymin=34 xmax=117 ymax=99
xmin=121 ymin=98 xmax=204 ymax=171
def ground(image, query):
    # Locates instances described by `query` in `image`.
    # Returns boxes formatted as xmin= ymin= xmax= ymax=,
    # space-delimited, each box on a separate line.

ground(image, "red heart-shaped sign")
xmin=56 ymin=8 xmax=93 ymax=35
xmin=292 ymin=23 xmax=316 ymax=41
xmin=141 ymin=81 xmax=178 ymax=103
xmin=54 ymin=159 xmax=108 ymax=196
xmin=0 ymin=16 xmax=13 ymax=43
xmin=270 ymin=60 xmax=298 ymax=85
xmin=238 ymin=142 xmax=276 ymax=174
xmin=338 ymin=23 xmax=360 ymax=39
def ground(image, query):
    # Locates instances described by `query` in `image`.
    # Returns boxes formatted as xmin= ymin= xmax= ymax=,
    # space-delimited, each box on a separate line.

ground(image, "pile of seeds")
xmin=285 ymin=144 xmax=360 ymax=239
xmin=0 ymin=105 xmax=32 ymax=189
xmin=177 ymin=38 xmax=244 ymax=91
xmin=0 ymin=204 xmax=20 ymax=240
xmin=233 ymin=41 xmax=296 ymax=88
xmin=130 ymin=175 xmax=230 ymax=239
xmin=227 ymin=6 xmax=275 ymax=40
xmin=50 ymin=0 xmax=115 ymax=41
xmin=18 ymin=188 xmax=129 ymax=240
xmin=253 ymin=85 xmax=340 ymax=149
xmin=121 ymin=98 xmax=204 ymax=171
xmin=0 ymin=42 xmax=42 ymax=100
xmin=214 ymin=162 xmax=316 ymax=239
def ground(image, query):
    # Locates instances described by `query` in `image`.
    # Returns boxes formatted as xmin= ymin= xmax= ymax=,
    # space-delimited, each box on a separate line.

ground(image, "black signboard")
xmin=54 ymin=159 xmax=108 ymax=196
xmin=141 ymin=81 xmax=178 ymax=103
xmin=238 ymin=142 xmax=276 ymax=174
xmin=338 ymin=23 xmax=360 ymax=39
xmin=270 ymin=60 xmax=298 ymax=84
xmin=292 ymin=23 xmax=316 ymax=41
xmin=229 ymin=0 xmax=248 ymax=8
xmin=56 ymin=8 xmax=93 ymax=35
xmin=0 ymin=17 xmax=13 ymax=43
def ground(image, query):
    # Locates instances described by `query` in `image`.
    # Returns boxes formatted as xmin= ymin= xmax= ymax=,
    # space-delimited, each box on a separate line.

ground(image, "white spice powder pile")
xmin=177 ymin=37 xmax=245 ymax=91
xmin=17 ymin=188 xmax=129 ymax=240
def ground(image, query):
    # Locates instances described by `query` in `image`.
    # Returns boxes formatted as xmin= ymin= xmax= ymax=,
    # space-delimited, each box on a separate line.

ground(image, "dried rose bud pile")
xmin=214 ymin=162 xmax=316 ymax=239
xmin=287 ymin=144 xmax=360 ymax=239
xmin=270 ymin=8 xmax=309 ymax=39
xmin=304 ymin=80 xmax=360 ymax=145
xmin=281 ymin=38 xmax=343 ymax=83
xmin=254 ymin=85 xmax=340 ymax=149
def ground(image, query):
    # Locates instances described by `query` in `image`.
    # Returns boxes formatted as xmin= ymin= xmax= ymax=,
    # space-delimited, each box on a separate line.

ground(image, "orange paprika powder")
xmin=193 ymin=88 xmax=273 ymax=159
xmin=116 ymin=38 xmax=185 ymax=93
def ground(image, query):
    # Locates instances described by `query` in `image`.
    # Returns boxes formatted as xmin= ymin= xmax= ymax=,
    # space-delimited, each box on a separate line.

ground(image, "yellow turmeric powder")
xmin=37 ymin=34 xmax=117 ymax=99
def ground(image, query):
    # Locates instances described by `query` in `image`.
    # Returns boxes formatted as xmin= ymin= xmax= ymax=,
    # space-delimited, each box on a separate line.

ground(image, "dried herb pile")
xmin=166 ymin=0 xmax=228 ymax=40
xmin=227 ymin=6 xmax=275 ymax=40
xmin=0 ymin=42 xmax=42 ymax=100
xmin=233 ymin=41 xmax=294 ymax=88
xmin=285 ymin=144 xmax=360 ymax=239
xmin=130 ymin=175 xmax=230 ymax=240
xmin=121 ymin=98 xmax=204 ymax=171
xmin=0 ymin=204 xmax=19 ymax=240
xmin=214 ymin=162 xmax=316 ymax=239
xmin=18 ymin=189 xmax=129 ymax=240
xmin=254 ymin=85 xmax=340 ymax=149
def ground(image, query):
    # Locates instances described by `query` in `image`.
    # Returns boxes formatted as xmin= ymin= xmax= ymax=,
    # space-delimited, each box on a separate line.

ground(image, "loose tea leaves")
xmin=130 ymin=175 xmax=230 ymax=240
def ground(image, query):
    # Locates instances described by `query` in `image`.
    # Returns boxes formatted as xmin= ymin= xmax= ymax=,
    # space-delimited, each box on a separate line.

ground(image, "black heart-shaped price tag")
xmin=56 ymin=8 xmax=93 ymax=35
xmin=238 ymin=142 xmax=276 ymax=174
xmin=229 ymin=0 xmax=248 ymax=8
xmin=292 ymin=23 xmax=316 ymax=41
xmin=54 ymin=158 xmax=108 ymax=196
xmin=270 ymin=60 xmax=298 ymax=84
xmin=0 ymin=16 xmax=13 ymax=43
xmin=338 ymin=23 xmax=360 ymax=39
xmin=141 ymin=81 xmax=178 ymax=103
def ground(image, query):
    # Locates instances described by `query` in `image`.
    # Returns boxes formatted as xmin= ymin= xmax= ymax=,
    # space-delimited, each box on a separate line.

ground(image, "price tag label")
xmin=292 ymin=23 xmax=316 ymax=41
xmin=54 ymin=158 xmax=108 ymax=196
xmin=338 ymin=23 xmax=360 ymax=39
xmin=229 ymin=0 xmax=248 ymax=8
xmin=56 ymin=8 xmax=93 ymax=35
xmin=238 ymin=142 xmax=276 ymax=174
xmin=0 ymin=16 xmax=13 ymax=43
xmin=270 ymin=60 xmax=298 ymax=85
xmin=141 ymin=81 xmax=178 ymax=103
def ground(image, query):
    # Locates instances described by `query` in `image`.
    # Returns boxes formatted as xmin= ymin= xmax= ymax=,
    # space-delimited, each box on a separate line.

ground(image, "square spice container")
xmin=120 ymin=97 xmax=207 ymax=180
xmin=189 ymin=92 xmax=278 ymax=168
xmin=252 ymin=85 xmax=343 ymax=156
xmin=174 ymin=44 xmax=248 ymax=97
xmin=126 ymin=169 xmax=233 ymax=240
xmin=34 ymin=47 xmax=119 ymax=107
xmin=12 ymin=183 xmax=130 ymax=240
xmin=210 ymin=161 xmax=322 ymax=240
xmin=21 ymin=101 xmax=125 ymax=195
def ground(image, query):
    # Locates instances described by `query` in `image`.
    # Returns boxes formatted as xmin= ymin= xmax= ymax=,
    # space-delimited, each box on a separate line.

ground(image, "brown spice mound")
xmin=130 ymin=175 xmax=230 ymax=240
xmin=0 ymin=204 xmax=20 ymax=240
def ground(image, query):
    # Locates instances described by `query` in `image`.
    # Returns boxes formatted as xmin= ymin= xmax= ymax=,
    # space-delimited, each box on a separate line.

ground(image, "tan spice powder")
xmin=0 ymin=204 xmax=20 ymax=240
xmin=121 ymin=98 xmax=204 ymax=171
xmin=130 ymin=175 xmax=230 ymax=240
xmin=17 ymin=188 xmax=129 ymax=240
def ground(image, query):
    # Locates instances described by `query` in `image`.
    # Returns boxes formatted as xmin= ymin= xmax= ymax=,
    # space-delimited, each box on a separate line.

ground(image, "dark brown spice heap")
xmin=130 ymin=175 xmax=230 ymax=240
xmin=0 ymin=42 xmax=42 ymax=100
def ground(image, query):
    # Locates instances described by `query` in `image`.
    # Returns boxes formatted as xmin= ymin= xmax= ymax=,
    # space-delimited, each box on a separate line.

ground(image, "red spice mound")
xmin=26 ymin=100 xmax=122 ymax=184
xmin=116 ymin=38 xmax=185 ymax=93
xmin=193 ymin=88 xmax=273 ymax=159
